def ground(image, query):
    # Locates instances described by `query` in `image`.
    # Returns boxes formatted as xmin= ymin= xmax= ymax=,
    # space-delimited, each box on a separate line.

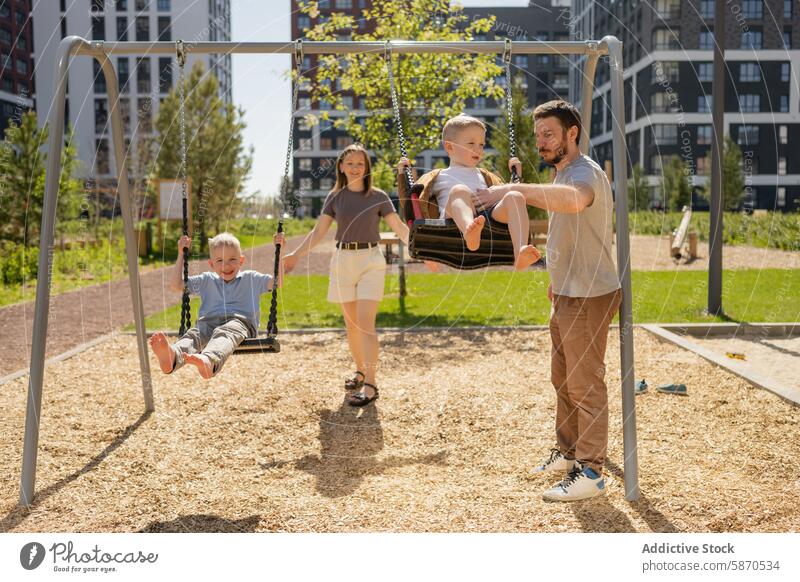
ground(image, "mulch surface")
xmin=2 ymin=329 xmax=798 ymax=533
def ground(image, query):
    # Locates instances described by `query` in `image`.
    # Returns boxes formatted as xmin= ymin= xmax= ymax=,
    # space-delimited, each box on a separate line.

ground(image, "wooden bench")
xmin=379 ymin=232 xmax=403 ymax=264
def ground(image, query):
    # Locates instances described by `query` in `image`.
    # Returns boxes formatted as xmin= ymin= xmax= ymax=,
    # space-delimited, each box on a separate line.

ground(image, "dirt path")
xmin=1 ymin=232 xmax=797 ymax=378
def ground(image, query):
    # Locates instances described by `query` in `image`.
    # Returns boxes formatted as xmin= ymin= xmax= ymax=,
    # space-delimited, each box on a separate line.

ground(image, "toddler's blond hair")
xmin=207 ymin=232 xmax=242 ymax=255
xmin=442 ymin=114 xmax=486 ymax=143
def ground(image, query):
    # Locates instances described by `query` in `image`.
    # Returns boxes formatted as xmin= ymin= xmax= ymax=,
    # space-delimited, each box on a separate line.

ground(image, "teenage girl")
xmin=283 ymin=144 xmax=410 ymax=406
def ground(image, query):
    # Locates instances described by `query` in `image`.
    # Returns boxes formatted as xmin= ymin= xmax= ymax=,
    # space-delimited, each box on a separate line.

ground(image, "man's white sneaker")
xmin=531 ymin=448 xmax=578 ymax=474
xmin=542 ymin=465 xmax=606 ymax=502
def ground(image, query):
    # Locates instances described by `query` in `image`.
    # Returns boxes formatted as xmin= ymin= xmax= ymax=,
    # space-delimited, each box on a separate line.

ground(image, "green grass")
xmin=139 ymin=269 xmax=800 ymax=332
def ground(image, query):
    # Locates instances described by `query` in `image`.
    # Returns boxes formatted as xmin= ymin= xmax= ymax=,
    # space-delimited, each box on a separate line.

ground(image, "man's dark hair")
xmin=533 ymin=100 xmax=582 ymax=146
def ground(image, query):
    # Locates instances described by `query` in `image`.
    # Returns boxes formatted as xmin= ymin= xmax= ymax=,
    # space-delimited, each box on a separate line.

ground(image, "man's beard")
xmin=542 ymin=144 xmax=567 ymax=166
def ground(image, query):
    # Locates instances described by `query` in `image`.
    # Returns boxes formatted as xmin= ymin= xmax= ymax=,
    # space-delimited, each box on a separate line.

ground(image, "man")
xmin=476 ymin=100 xmax=621 ymax=501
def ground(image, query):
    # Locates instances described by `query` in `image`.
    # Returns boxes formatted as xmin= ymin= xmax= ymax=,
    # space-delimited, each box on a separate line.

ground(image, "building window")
xmin=14 ymin=56 xmax=27 ymax=74
xmin=320 ymin=177 xmax=334 ymax=191
xmin=653 ymin=124 xmax=678 ymax=145
xmin=119 ymin=97 xmax=131 ymax=133
xmin=94 ymin=59 xmax=106 ymax=93
xmin=0 ymin=27 xmax=11 ymax=45
xmin=91 ymin=0 xmax=105 ymax=11
xmin=553 ymin=73 xmax=569 ymax=89
xmin=699 ymin=30 xmax=715 ymax=50
xmin=779 ymin=125 xmax=788 ymax=144
xmin=299 ymin=138 xmax=312 ymax=151
xmin=777 ymin=187 xmax=786 ymax=207
xmin=91 ymin=16 xmax=105 ymax=40
xmin=95 ymin=99 xmax=108 ymax=132
xmin=336 ymin=0 xmax=353 ymax=8
xmin=297 ymin=15 xmax=310 ymax=30
xmin=739 ymin=62 xmax=761 ymax=82
xmin=781 ymin=63 xmax=790 ymax=82
xmin=60 ymin=0 xmax=66 ymax=12
xmin=116 ymin=1 xmax=128 ymax=9
xmin=157 ymin=0 xmax=171 ymax=10
xmin=96 ymin=139 xmax=110 ymax=174
xmin=741 ymin=0 xmax=763 ymax=19
xmin=650 ymin=154 xmax=665 ymax=172
xmin=320 ymin=137 xmax=333 ymax=150
xmin=336 ymin=136 xmax=353 ymax=149
xmin=299 ymin=178 xmax=312 ymax=190
xmin=700 ymin=0 xmax=715 ymax=18
xmin=157 ymin=16 xmax=171 ymax=40
xmin=60 ymin=17 xmax=67 ymax=39
xmin=138 ymin=98 xmax=152 ymax=131
xmin=653 ymin=29 xmax=680 ymax=50
xmin=298 ymin=159 xmax=312 ymax=171
xmin=117 ymin=17 xmax=128 ymax=41
xmin=697 ymin=95 xmax=711 ymax=113
xmin=158 ymin=58 xmax=172 ymax=93
xmin=655 ymin=0 xmax=680 ymax=18
xmin=697 ymin=62 xmax=713 ymax=81
xmin=739 ymin=94 xmax=760 ymax=112
xmin=737 ymin=125 xmax=759 ymax=145
xmin=652 ymin=61 xmax=679 ymax=83
xmin=513 ymin=55 xmax=528 ymax=68
xmin=696 ymin=156 xmax=710 ymax=175
xmin=536 ymin=55 xmax=550 ymax=66
xmin=136 ymin=57 xmax=151 ymax=93
xmin=778 ymin=157 xmax=787 ymax=175
xmin=298 ymin=97 xmax=311 ymax=110
xmin=741 ymin=30 xmax=762 ymax=49
xmin=136 ymin=16 xmax=149 ymax=41
xmin=783 ymin=31 xmax=791 ymax=49
xmin=118 ymin=57 xmax=129 ymax=93
xmin=319 ymin=0 xmax=331 ymax=9
xmin=651 ymin=92 xmax=678 ymax=113
xmin=341 ymin=95 xmax=353 ymax=109
xmin=136 ymin=0 xmax=149 ymax=10
xmin=780 ymin=94 xmax=789 ymax=112
xmin=786 ymin=0 xmax=794 ymax=18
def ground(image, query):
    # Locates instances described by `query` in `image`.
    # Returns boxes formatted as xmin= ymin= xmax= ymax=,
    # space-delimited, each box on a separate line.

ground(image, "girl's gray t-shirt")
xmin=322 ymin=187 xmax=396 ymax=243
xmin=547 ymin=154 xmax=620 ymax=298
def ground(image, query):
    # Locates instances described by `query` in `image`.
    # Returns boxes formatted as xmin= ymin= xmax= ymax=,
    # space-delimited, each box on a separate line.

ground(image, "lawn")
xmin=141 ymin=269 xmax=800 ymax=331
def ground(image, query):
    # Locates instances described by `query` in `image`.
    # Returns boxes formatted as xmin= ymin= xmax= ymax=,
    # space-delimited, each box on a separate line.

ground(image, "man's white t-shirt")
xmin=432 ymin=166 xmax=487 ymax=219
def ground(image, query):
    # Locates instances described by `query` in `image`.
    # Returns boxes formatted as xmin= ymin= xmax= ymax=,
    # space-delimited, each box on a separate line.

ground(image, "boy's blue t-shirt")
xmin=187 ymin=270 xmax=274 ymax=334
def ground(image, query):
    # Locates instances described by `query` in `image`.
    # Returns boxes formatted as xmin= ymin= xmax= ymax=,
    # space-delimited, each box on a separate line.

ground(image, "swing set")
xmin=20 ymin=37 xmax=639 ymax=507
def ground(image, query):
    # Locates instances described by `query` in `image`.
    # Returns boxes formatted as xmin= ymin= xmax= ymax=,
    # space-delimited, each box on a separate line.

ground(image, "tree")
xmin=627 ymin=163 xmax=651 ymax=211
xmin=155 ymin=62 xmax=253 ymax=250
xmin=486 ymin=77 xmax=550 ymax=218
xmin=698 ymin=135 xmax=746 ymax=210
xmin=0 ymin=111 xmax=82 ymax=245
xmin=299 ymin=0 xmax=503 ymax=171
xmin=660 ymin=155 xmax=692 ymax=211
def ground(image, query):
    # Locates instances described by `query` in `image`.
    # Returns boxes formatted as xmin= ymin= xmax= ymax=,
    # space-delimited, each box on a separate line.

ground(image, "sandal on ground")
xmin=344 ymin=371 xmax=365 ymax=391
xmin=347 ymin=383 xmax=379 ymax=407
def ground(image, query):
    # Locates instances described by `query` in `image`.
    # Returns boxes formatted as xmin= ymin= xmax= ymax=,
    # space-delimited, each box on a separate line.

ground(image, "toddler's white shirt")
xmin=432 ymin=166 xmax=487 ymax=219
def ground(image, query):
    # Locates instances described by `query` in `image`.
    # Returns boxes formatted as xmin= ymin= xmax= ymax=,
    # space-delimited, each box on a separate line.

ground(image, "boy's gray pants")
xmin=171 ymin=315 xmax=252 ymax=375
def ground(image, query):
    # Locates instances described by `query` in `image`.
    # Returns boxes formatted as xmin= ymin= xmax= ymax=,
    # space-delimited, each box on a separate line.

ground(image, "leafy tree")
xmin=697 ymin=135 xmax=746 ymax=211
xmin=0 ymin=111 xmax=83 ymax=245
xmin=660 ymin=155 xmax=692 ymax=211
xmin=155 ymin=62 xmax=253 ymax=251
xmin=627 ymin=163 xmax=651 ymax=211
xmin=298 ymin=0 xmax=503 ymax=172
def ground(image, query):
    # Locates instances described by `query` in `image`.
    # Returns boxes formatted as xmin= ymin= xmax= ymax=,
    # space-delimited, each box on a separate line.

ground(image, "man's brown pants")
xmin=549 ymin=289 xmax=622 ymax=475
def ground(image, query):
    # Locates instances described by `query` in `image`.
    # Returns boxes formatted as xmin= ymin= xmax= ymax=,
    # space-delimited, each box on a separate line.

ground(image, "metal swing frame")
xmin=20 ymin=37 xmax=638 ymax=507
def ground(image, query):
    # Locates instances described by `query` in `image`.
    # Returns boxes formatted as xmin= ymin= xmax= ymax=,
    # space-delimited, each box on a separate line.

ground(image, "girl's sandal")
xmin=345 ymin=371 xmax=365 ymax=391
xmin=347 ymin=383 xmax=379 ymax=407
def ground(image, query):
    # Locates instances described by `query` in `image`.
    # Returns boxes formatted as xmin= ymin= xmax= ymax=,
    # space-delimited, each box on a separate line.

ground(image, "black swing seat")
xmin=236 ymin=336 xmax=280 ymax=353
xmin=408 ymin=218 xmax=518 ymax=270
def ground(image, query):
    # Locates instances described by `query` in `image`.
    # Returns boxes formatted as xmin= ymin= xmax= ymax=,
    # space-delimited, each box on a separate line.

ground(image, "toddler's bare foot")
xmin=464 ymin=215 xmax=485 ymax=251
xmin=185 ymin=354 xmax=214 ymax=379
xmin=149 ymin=332 xmax=175 ymax=374
xmin=514 ymin=245 xmax=541 ymax=271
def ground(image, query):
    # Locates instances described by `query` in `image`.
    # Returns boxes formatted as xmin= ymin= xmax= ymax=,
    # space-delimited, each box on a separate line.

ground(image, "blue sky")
xmin=231 ymin=0 xmax=530 ymax=200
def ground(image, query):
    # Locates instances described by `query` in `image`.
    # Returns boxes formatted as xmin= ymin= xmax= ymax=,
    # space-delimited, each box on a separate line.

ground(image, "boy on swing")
xmin=149 ymin=231 xmax=284 ymax=379
xmin=397 ymin=114 xmax=541 ymax=270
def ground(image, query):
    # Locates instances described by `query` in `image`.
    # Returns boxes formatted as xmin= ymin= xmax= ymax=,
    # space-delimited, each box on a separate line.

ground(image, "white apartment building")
xmin=33 ymin=0 xmax=231 ymax=183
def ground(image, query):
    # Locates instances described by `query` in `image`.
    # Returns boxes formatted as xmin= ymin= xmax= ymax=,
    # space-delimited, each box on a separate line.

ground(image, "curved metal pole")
xmin=19 ymin=36 xmax=91 ymax=507
xmin=98 ymin=50 xmax=154 ymax=412
xmin=579 ymin=44 xmax=600 ymax=155
xmin=601 ymin=35 xmax=639 ymax=501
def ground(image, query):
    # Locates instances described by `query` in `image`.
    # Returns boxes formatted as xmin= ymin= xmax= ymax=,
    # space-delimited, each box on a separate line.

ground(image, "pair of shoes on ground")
xmin=344 ymin=371 xmax=379 ymax=407
xmin=532 ymin=448 xmax=605 ymax=502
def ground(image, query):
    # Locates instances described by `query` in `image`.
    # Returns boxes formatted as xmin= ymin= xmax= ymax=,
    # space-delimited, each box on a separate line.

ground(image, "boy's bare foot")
xmin=149 ymin=332 xmax=175 ymax=374
xmin=464 ymin=215 xmax=485 ymax=251
xmin=185 ymin=354 xmax=215 ymax=379
xmin=514 ymin=245 xmax=541 ymax=271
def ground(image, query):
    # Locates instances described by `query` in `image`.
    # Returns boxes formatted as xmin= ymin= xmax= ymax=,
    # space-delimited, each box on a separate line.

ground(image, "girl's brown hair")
xmin=332 ymin=143 xmax=373 ymax=195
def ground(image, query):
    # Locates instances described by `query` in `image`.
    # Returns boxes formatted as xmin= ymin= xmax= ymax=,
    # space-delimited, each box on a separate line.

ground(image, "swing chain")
xmin=503 ymin=39 xmax=519 ymax=183
xmin=177 ymin=39 xmax=191 ymax=335
xmin=384 ymin=42 xmax=414 ymax=190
